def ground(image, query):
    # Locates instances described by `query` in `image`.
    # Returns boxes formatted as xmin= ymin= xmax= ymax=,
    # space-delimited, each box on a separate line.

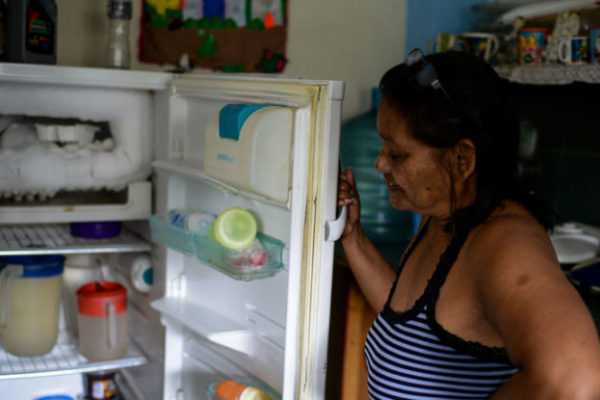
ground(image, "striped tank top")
xmin=365 ymin=221 xmax=518 ymax=399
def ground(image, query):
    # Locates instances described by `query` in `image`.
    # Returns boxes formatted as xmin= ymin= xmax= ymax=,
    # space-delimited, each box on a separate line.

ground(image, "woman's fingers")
xmin=337 ymin=173 xmax=357 ymax=206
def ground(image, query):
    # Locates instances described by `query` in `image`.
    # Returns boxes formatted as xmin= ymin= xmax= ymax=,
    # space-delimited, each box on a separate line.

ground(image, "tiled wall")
xmin=509 ymin=83 xmax=600 ymax=227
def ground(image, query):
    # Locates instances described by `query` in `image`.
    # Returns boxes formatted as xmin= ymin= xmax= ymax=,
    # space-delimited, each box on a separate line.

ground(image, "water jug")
xmin=0 ymin=255 xmax=64 ymax=356
xmin=77 ymin=281 xmax=127 ymax=361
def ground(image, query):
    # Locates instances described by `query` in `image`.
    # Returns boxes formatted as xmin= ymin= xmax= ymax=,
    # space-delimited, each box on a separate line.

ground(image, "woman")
xmin=337 ymin=49 xmax=600 ymax=399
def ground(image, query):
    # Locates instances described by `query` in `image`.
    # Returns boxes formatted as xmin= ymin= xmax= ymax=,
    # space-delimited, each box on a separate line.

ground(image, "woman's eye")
xmin=389 ymin=152 xmax=407 ymax=161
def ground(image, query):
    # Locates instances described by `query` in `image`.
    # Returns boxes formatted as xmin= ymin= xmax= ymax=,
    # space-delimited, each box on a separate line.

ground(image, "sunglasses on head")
xmin=404 ymin=48 xmax=474 ymax=135
xmin=405 ymin=48 xmax=456 ymax=107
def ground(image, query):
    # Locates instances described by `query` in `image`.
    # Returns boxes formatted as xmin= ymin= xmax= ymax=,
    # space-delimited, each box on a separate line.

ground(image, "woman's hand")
xmin=337 ymin=167 xmax=362 ymax=240
xmin=336 ymin=167 xmax=397 ymax=312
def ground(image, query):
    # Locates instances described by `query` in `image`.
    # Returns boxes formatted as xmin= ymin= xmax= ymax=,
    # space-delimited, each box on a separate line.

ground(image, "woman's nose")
xmin=375 ymin=151 xmax=389 ymax=173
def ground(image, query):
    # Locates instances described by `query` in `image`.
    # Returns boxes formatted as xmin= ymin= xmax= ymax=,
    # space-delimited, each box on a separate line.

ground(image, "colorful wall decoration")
xmin=139 ymin=0 xmax=288 ymax=73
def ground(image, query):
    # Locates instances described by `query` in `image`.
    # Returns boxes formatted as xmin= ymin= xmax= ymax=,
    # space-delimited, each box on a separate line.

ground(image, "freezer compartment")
xmin=149 ymin=215 xmax=284 ymax=281
xmin=0 ymin=63 xmax=168 ymax=223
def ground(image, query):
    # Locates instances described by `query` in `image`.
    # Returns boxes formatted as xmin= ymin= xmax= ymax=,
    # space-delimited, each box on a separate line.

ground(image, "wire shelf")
xmin=0 ymin=330 xmax=147 ymax=379
xmin=0 ymin=224 xmax=150 ymax=256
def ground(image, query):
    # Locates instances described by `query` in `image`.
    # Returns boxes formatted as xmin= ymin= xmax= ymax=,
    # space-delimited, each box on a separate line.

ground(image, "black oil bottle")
xmin=6 ymin=0 xmax=57 ymax=64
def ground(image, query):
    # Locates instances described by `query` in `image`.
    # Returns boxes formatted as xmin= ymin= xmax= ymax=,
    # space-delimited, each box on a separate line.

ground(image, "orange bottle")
xmin=214 ymin=380 xmax=273 ymax=400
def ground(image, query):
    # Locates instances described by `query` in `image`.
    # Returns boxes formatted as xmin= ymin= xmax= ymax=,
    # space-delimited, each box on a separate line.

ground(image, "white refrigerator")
xmin=0 ymin=63 xmax=345 ymax=400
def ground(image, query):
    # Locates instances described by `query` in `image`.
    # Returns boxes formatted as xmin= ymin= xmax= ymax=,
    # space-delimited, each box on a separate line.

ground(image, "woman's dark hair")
xmin=379 ymin=51 xmax=554 ymax=237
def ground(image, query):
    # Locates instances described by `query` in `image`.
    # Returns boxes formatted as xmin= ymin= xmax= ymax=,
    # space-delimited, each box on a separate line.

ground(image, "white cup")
xmin=559 ymin=36 xmax=590 ymax=64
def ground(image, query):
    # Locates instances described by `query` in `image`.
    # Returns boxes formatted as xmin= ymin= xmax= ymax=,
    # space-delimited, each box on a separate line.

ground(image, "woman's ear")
xmin=452 ymin=138 xmax=476 ymax=180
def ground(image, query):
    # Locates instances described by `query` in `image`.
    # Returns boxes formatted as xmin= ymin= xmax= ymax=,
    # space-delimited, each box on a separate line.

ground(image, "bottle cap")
xmin=108 ymin=0 xmax=132 ymax=20
xmin=212 ymin=207 xmax=257 ymax=250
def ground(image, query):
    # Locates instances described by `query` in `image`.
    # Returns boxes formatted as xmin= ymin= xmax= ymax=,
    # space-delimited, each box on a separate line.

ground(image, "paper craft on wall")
xmin=139 ymin=0 xmax=288 ymax=73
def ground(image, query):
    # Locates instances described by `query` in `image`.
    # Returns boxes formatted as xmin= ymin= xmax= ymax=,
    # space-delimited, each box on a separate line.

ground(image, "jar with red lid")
xmin=77 ymin=281 xmax=127 ymax=361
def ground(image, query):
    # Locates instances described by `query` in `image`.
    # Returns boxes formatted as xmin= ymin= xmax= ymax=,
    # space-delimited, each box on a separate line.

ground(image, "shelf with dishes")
xmin=495 ymin=63 xmax=600 ymax=85
xmin=0 ymin=330 xmax=146 ymax=380
xmin=0 ymin=222 xmax=150 ymax=256
xmin=149 ymin=214 xmax=285 ymax=281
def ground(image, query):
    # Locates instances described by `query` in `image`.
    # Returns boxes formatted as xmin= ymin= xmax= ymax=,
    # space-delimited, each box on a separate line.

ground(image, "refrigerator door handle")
xmin=324 ymin=205 xmax=347 ymax=242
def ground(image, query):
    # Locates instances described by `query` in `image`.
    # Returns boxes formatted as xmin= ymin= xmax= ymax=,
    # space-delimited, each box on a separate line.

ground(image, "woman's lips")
xmin=386 ymin=180 xmax=401 ymax=191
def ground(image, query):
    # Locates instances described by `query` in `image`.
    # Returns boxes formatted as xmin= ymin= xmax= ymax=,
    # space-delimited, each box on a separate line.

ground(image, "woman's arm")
xmin=474 ymin=216 xmax=600 ymax=399
xmin=338 ymin=167 xmax=396 ymax=312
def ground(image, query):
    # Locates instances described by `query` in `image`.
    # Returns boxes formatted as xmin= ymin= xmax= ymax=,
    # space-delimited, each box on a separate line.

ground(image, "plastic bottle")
xmin=6 ymin=0 xmax=57 ymax=64
xmin=118 ymin=253 xmax=153 ymax=294
xmin=106 ymin=0 xmax=132 ymax=69
xmin=214 ymin=380 xmax=273 ymax=400
xmin=167 ymin=209 xmax=216 ymax=233
xmin=340 ymin=88 xmax=418 ymax=250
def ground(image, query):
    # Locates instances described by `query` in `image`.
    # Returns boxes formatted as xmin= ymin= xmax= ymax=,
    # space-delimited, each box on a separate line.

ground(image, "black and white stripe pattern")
xmin=365 ymin=305 xmax=517 ymax=400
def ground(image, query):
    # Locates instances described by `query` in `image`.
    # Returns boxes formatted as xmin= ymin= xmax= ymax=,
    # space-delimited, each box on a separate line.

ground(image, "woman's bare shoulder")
xmin=464 ymin=200 xmax=559 ymax=281
xmin=463 ymin=205 xmax=600 ymax=391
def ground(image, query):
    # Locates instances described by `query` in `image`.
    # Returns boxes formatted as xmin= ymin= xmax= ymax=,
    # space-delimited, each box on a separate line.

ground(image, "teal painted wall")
xmin=406 ymin=0 xmax=487 ymax=56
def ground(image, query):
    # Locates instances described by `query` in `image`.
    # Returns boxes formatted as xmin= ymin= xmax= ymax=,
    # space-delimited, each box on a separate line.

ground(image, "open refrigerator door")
xmin=149 ymin=73 xmax=344 ymax=400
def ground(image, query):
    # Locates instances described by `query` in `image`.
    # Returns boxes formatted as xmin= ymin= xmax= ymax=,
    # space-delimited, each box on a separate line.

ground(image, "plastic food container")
xmin=77 ymin=281 xmax=128 ymax=361
xmin=0 ymin=255 xmax=64 ymax=356
xmin=70 ymin=221 xmax=122 ymax=239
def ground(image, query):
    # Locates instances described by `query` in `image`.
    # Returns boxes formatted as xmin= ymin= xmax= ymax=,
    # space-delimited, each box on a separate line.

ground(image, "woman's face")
xmin=375 ymin=99 xmax=454 ymax=218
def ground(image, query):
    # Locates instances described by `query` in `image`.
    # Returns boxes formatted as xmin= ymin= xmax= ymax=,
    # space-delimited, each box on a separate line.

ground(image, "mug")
xmin=590 ymin=28 xmax=600 ymax=63
xmin=462 ymin=32 xmax=499 ymax=62
xmin=559 ymin=36 xmax=590 ymax=64
xmin=427 ymin=33 xmax=462 ymax=53
xmin=518 ymin=27 xmax=550 ymax=65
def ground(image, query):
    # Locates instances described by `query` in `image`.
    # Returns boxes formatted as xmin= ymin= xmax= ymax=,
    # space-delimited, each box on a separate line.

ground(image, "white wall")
xmin=54 ymin=0 xmax=407 ymax=121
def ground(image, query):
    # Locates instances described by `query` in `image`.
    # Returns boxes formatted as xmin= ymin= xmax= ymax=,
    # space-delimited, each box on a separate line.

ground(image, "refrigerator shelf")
xmin=152 ymin=160 xmax=291 ymax=210
xmin=152 ymin=298 xmax=284 ymax=362
xmin=150 ymin=215 xmax=285 ymax=281
xmin=0 ymin=330 xmax=147 ymax=380
xmin=0 ymin=223 xmax=151 ymax=256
